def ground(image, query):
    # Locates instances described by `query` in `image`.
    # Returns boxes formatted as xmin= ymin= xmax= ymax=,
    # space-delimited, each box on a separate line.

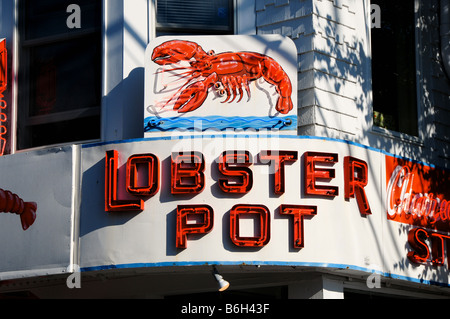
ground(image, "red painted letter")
xmin=105 ymin=150 xmax=144 ymax=212
xmin=259 ymin=151 xmax=298 ymax=195
xmin=279 ymin=204 xmax=317 ymax=249
xmin=218 ymin=150 xmax=253 ymax=194
xmin=126 ymin=153 xmax=160 ymax=196
xmin=344 ymin=156 xmax=371 ymax=215
xmin=176 ymin=205 xmax=214 ymax=249
xmin=230 ymin=204 xmax=270 ymax=247
xmin=304 ymin=152 xmax=338 ymax=197
xmin=171 ymin=152 xmax=205 ymax=194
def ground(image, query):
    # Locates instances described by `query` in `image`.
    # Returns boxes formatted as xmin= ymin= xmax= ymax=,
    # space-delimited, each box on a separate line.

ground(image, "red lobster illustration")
xmin=151 ymin=40 xmax=293 ymax=114
xmin=0 ymin=189 xmax=37 ymax=230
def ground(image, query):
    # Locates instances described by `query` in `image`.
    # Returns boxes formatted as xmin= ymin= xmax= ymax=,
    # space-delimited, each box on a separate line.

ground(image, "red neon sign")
xmin=385 ymin=156 xmax=450 ymax=269
xmin=0 ymin=39 xmax=8 ymax=156
xmin=386 ymin=156 xmax=450 ymax=232
xmin=0 ymin=40 xmax=6 ymax=94
xmin=104 ymin=149 xmax=372 ymax=249
xmin=407 ymin=227 xmax=450 ymax=266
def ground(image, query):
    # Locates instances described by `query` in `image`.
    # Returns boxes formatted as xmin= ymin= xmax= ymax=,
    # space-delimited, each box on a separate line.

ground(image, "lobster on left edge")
xmin=0 ymin=189 xmax=37 ymax=231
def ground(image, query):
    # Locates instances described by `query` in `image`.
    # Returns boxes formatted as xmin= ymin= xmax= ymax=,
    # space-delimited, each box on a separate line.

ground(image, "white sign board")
xmin=80 ymin=136 xmax=434 ymax=283
xmin=79 ymin=135 xmax=450 ymax=286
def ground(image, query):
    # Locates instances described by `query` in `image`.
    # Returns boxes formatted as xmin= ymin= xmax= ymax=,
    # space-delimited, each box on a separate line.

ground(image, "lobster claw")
xmin=173 ymin=81 xmax=209 ymax=112
xmin=151 ymin=40 xmax=207 ymax=65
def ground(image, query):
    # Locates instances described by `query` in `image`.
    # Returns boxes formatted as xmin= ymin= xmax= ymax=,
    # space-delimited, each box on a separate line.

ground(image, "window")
xmin=371 ymin=0 xmax=418 ymax=136
xmin=17 ymin=0 xmax=102 ymax=149
xmin=156 ymin=0 xmax=234 ymax=36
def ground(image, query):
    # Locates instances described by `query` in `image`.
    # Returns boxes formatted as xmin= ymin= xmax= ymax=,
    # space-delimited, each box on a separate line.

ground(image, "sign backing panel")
xmin=80 ymin=136 xmax=385 ymax=277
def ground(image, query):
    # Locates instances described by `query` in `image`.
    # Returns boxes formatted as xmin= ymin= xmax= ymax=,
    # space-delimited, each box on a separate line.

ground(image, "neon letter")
xmin=431 ymin=232 xmax=450 ymax=266
xmin=176 ymin=205 xmax=214 ymax=249
xmin=105 ymin=150 xmax=144 ymax=212
xmin=126 ymin=153 xmax=159 ymax=196
xmin=407 ymin=228 xmax=430 ymax=265
xmin=230 ymin=204 xmax=270 ymax=247
xmin=279 ymin=204 xmax=317 ymax=249
xmin=0 ymin=39 xmax=8 ymax=156
xmin=259 ymin=150 xmax=298 ymax=195
xmin=304 ymin=152 xmax=338 ymax=197
xmin=171 ymin=152 xmax=205 ymax=194
xmin=344 ymin=156 xmax=371 ymax=215
xmin=218 ymin=150 xmax=253 ymax=194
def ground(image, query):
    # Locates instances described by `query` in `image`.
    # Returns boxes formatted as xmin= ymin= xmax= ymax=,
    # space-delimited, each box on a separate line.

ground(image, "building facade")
xmin=0 ymin=0 xmax=449 ymax=299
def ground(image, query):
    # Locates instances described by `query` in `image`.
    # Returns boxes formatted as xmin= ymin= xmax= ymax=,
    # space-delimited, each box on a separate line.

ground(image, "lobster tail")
xmin=20 ymin=202 xmax=37 ymax=231
xmin=0 ymin=188 xmax=37 ymax=230
xmin=261 ymin=56 xmax=293 ymax=114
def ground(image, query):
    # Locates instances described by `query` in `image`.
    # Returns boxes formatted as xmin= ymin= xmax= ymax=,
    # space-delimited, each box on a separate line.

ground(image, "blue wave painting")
xmin=144 ymin=116 xmax=297 ymax=132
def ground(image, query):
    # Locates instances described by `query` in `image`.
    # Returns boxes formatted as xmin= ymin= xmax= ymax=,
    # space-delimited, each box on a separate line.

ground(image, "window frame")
xmin=369 ymin=0 xmax=424 ymax=144
xmin=149 ymin=0 xmax=255 ymax=39
xmin=15 ymin=0 xmax=103 ymax=151
xmin=8 ymin=0 xmax=255 ymax=153
xmin=155 ymin=0 xmax=235 ymax=36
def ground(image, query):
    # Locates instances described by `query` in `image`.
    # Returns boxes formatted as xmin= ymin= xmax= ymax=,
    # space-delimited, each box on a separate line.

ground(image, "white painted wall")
xmin=255 ymin=0 xmax=450 ymax=169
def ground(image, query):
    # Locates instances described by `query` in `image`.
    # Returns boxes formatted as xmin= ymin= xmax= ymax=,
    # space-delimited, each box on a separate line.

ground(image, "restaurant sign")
xmin=80 ymin=136 xmax=383 ymax=272
xmin=78 ymin=134 xmax=450 ymax=286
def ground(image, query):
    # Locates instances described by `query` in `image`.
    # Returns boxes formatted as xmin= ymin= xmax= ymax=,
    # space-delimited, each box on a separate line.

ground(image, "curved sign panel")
xmin=79 ymin=135 xmax=450 ymax=287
